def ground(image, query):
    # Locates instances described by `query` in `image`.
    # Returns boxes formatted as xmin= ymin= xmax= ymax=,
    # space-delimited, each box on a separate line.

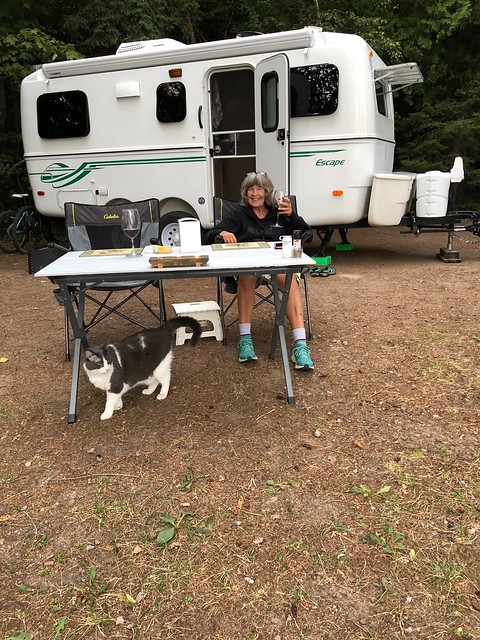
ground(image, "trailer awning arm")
xmin=374 ymin=62 xmax=423 ymax=92
xmin=42 ymin=28 xmax=317 ymax=79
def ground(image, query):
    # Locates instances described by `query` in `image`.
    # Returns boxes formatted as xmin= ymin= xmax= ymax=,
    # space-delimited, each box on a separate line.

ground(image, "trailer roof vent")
xmin=236 ymin=31 xmax=264 ymax=38
xmin=116 ymin=38 xmax=185 ymax=54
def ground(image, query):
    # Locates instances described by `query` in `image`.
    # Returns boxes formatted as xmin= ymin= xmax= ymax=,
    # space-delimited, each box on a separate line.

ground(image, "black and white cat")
xmin=83 ymin=316 xmax=202 ymax=420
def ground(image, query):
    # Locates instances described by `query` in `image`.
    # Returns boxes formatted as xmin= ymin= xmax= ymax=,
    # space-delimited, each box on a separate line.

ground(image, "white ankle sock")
xmin=239 ymin=323 xmax=251 ymax=337
xmin=292 ymin=328 xmax=306 ymax=344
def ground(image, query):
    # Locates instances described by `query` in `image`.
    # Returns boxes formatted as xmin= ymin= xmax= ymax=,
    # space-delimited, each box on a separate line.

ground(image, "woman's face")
xmin=247 ymin=184 xmax=266 ymax=209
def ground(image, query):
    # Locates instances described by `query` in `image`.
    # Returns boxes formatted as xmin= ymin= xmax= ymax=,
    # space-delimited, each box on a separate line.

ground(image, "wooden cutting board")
xmin=148 ymin=255 xmax=209 ymax=268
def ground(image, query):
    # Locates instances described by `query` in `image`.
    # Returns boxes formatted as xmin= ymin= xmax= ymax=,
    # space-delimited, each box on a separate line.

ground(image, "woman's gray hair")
xmin=240 ymin=172 xmax=275 ymax=206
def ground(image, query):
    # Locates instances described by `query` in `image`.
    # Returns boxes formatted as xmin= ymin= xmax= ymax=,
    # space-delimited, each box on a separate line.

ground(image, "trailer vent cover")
xmin=236 ymin=31 xmax=264 ymax=38
xmin=116 ymin=39 xmax=186 ymax=54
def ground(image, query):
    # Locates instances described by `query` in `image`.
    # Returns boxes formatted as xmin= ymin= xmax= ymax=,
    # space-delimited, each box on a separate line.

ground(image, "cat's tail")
xmin=165 ymin=316 xmax=202 ymax=347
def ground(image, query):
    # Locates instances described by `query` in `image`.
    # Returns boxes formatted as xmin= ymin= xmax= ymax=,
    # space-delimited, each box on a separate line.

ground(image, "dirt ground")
xmin=0 ymin=227 xmax=479 ymax=640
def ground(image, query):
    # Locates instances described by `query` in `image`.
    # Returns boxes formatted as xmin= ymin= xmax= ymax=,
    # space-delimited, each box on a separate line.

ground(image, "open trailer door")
xmin=254 ymin=54 xmax=290 ymax=192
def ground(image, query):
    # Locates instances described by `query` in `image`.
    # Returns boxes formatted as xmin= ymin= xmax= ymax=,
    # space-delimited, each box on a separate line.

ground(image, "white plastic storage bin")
xmin=367 ymin=173 xmax=416 ymax=226
xmin=415 ymin=171 xmax=451 ymax=217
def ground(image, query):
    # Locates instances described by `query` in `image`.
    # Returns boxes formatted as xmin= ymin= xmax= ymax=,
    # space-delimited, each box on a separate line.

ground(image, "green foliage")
xmin=0 ymin=28 xmax=82 ymax=201
xmin=361 ymin=523 xmax=407 ymax=556
xmin=351 ymin=484 xmax=391 ymax=497
xmin=1 ymin=0 xmax=479 ymax=209
xmin=0 ymin=0 xmax=41 ymax=37
xmin=53 ymin=616 xmax=68 ymax=639
xmin=266 ymin=479 xmax=300 ymax=493
xmin=179 ymin=466 xmax=196 ymax=491
xmin=389 ymin=1 xmax=480 ymax=205
xmin=155 ymin=512 xmax=192 ymax=547
xmin=0 ymin=28 xmax=82 ymax=85
xmin=59 ymin=0 xmax=201 ymax=54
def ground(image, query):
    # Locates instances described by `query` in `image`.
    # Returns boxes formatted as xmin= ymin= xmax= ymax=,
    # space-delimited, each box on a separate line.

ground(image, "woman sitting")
xmin=205 ymin=172 xmax=314 ymax=370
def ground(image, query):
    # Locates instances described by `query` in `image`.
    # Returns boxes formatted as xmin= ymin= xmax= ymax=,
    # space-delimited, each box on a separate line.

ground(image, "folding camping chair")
xmin=212 ymin=196 xmax=313 ymax=341
xmin=60 ymin=198 xmax=165 ymax=359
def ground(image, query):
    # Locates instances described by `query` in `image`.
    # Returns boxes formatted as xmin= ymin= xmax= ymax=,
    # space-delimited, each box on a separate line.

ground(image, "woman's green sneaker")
xmin=291 ymin=343 xmax=314 ymax=370
xmin=238 ymin=336 xmax=257 ymax=362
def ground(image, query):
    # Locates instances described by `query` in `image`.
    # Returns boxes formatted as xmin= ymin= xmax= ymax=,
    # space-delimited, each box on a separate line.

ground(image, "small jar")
xmin=292 ymin=230 xmax=302 ymax=258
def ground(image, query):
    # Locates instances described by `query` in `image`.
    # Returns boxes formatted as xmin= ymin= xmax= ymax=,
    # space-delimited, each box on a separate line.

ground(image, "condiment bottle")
xmin=292 ymin=230 xmax=302 ymax=258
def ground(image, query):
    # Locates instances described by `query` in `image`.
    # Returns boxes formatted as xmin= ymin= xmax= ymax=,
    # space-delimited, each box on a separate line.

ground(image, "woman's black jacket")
xmin=204 ymin=203 xmax=311 ymax=244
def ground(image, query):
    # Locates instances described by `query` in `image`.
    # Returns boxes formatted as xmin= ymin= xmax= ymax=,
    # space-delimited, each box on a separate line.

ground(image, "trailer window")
xmin=375 ymin=81 xmax=388 ymax=117
xmin=210 ymin=70 xmax=254 ymax=132
xmin=37 ymin=91 xmax=90 ymax=139
xmin=290 ymin=65 xmax=338 ymax=117
xmin=260 ymin=71 xmax=279 ymax=132
xmin=156 ymin=82 xmax=186 ymax=123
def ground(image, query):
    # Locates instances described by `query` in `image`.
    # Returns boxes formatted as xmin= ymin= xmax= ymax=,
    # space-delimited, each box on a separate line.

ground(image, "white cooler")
xmin=368 ymin=173 xmax=416 ymax=226
xmin=415 ymin=171 xmax=451 ymax=217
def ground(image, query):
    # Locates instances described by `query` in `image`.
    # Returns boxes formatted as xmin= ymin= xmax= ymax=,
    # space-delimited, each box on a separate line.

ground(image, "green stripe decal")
xmin=32 ymin=156 xmax=206 ymax=188
xmin=290 ymin=149 xmax=346 ymax=158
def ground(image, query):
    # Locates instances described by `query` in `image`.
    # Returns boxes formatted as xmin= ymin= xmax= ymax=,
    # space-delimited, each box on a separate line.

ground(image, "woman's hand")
xmin=219 ymin=230 xmax=237 ymax=243
xmin=277 ymin=196 xmax=292 ymax=217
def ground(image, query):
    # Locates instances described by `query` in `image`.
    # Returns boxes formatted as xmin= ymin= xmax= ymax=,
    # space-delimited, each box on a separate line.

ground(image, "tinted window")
xmin=260 ymin=71 xmax=278 ymax=132
xmin=290 ymin=64 xmax=339 ymax=117
xmin=210 ymin=70 xmax=254 ymax=132
xmin=375 ymin=81 xmax=387 ymax=116
xmin=37 ymin=90 xmax=90 ymax=139
xmin=156 ymin=82 xmax=186 ymax=123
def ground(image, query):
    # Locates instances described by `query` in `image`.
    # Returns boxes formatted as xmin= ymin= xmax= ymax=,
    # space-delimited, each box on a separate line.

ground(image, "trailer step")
xmin=313 ymin=255 xmax=332 ymax=266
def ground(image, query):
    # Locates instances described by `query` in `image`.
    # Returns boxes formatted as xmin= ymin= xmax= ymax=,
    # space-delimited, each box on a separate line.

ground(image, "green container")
xmin=335 ymin=243 xmax=353 ymax=251
xmin=313 ymin=255 xmax=332 ymax=266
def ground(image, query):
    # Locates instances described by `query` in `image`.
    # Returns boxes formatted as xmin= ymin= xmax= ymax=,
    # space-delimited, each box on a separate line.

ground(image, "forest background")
xmin=0 ymin=0 xmax=479 ymax=210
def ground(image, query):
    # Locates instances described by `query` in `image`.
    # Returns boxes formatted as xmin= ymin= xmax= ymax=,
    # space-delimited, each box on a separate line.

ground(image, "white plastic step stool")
xmin=172 ymin=300 xmax=223 ymax=345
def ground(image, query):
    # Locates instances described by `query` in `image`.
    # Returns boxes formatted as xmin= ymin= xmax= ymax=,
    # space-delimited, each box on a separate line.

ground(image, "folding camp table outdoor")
xmin=34 ymin=243 xmax=315 ymax=423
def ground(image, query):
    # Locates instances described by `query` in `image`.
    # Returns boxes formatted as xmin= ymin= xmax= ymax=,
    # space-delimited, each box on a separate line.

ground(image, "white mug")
xmin=179 ymin=217 xmax=202 ymax=252
xmin=281 ymin=235 xmax=292 ymax=258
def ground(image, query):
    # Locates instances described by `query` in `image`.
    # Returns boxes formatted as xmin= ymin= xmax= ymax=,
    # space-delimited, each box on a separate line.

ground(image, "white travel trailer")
xmin=21 ymin=27 xmax=423 ymax=244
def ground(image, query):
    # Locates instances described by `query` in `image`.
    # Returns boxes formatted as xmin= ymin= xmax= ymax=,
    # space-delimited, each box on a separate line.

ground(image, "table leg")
xmin=68 ymin=335 xmax=82 ymax=423
xmin=269 ymin=274 xmax=295 ymax=405
xmin=158 ymin=280 xmax=167 ymax=324
xmin=57 ymin=284 xmax=89 ymax=424
xmin=216 ymin=277 xmax=228 ymax=346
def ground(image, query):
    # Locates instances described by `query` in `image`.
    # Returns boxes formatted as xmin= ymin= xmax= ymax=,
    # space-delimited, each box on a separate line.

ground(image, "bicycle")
xmin=12 ymin=205 xmax=69 ymax=254
xmin=0 ymin=160 xmax=31 ymax=253
xmin=1 ymin=201 xmax=69 ymax=255
xmin=0 ymin=192 xmax=43 ymax=253
xmin=0 ymin=160 xmax=68 ymax=253
xmin=0 ymin=207 xmax=19 ymax=253
xmin=11 ymin=201 xmax=45 ymax=254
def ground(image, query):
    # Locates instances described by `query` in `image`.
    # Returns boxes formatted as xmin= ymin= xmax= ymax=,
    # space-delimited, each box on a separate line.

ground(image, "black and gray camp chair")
xmin=59 ymin=198 xmax=165 ymax=358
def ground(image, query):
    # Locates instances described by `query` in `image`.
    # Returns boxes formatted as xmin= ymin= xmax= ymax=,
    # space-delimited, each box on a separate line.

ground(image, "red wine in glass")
xmin=121 ymin=208 xmax=141 ymax=256
xmin=272 ymin=190 xmax=286 ymax=228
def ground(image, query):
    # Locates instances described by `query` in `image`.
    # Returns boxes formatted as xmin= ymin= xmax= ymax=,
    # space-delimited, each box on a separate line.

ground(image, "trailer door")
xmin=255 ymin=54 xmax=290 ymax=192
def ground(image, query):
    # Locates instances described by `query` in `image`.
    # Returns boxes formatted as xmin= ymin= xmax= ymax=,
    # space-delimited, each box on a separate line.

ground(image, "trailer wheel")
xmin=158 ymin=212 xmax=183 ymax=247
xmin=105 ymin=198 xmax=130 ymax=206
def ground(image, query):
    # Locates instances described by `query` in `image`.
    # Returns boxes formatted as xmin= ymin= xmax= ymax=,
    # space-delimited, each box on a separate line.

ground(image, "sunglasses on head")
xmin=246 ymin=171 xmax=267 ymax=177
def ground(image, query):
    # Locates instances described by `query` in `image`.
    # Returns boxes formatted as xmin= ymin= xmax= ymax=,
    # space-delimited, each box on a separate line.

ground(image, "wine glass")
xmin=121 ymin=208 xmax=141 ymax=256
xmin=272 ymin=190 xmax=286 ymax=227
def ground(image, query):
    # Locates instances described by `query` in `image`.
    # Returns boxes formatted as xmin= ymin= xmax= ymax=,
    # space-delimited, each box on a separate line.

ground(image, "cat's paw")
xmin=156 ymin=391 xmax=168 ymax=401
xmin=101 ymin=412 xmax=113 ymax=420
xmin=142 ymin=388 xmax=155 ymax=395
xmin=114 ymin=401 xmax=123 ymax=410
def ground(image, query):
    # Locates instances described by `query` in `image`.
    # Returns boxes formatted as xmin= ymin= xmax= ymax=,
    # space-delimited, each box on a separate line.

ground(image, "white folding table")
xmin=35 ymin=244 xmax=315 ymax=423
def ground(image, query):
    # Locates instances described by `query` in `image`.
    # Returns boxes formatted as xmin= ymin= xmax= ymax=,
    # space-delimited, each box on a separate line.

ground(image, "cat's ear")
xmin=85 ymin=349 xmax=102 ymax=364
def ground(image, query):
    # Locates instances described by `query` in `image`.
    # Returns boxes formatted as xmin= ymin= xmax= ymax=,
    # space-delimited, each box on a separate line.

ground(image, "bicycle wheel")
xmin=0 ymin=210 xmax=19 ymax=253
xmin=12 ymin=206 xmax=43 ymax=254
